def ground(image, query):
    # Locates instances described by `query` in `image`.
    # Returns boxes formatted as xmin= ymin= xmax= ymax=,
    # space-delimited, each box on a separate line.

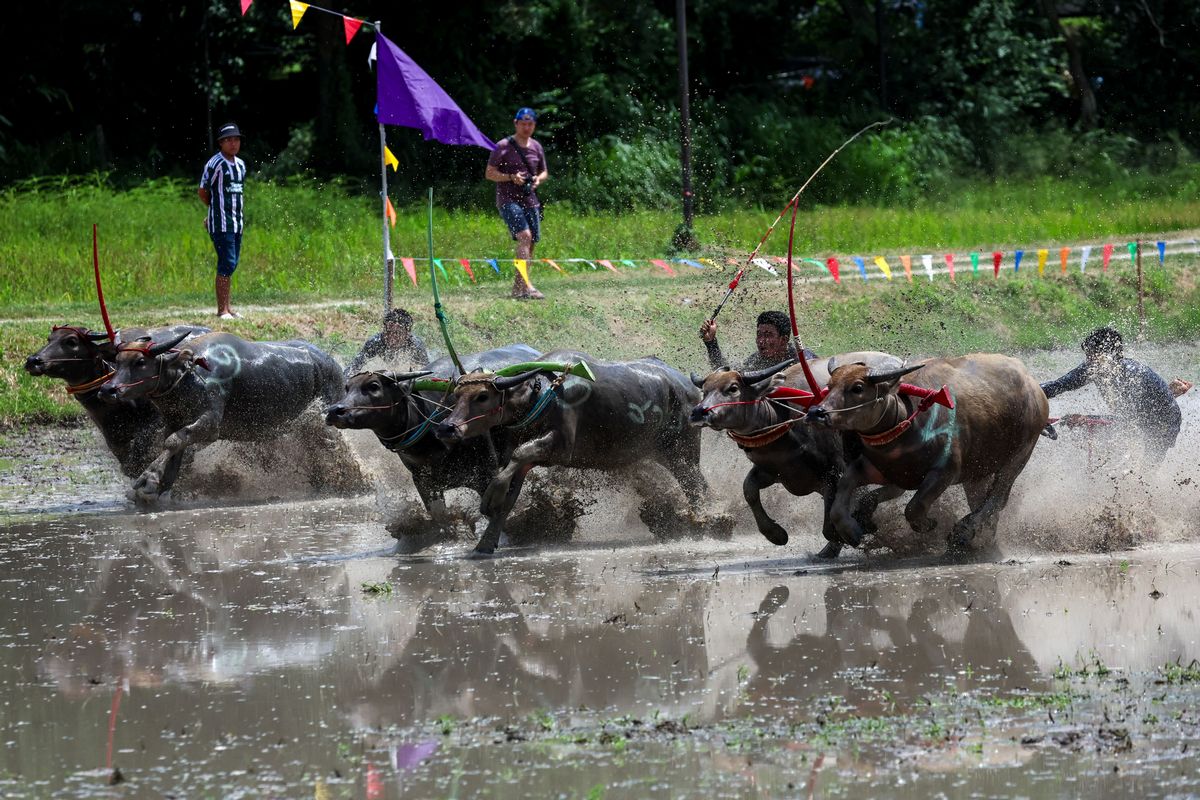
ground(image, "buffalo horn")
xmin=493 ymin=369 xmax=544 ymax=391
xmin=382 ymin=369 xmax=434 ymax=383
xmin=865 ymin=363 xmax=923 ymax=385
xmin=146 ymin=332 xmax=190 ymax=356
xmin=740 ymin=358 xmax=795 ymax=385
xmin=86 ymin=330 xmax=111 ymax=341
xmin=690 ymin=372 xmax=706 ymax=388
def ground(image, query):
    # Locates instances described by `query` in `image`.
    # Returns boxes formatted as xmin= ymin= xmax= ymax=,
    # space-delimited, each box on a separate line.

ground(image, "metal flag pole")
xmin=376 ymin=22 xmax=393 ymax=315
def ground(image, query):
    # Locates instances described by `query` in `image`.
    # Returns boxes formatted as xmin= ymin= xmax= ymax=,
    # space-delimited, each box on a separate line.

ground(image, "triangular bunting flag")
xmin=367 ymin=42 xmax=377 ymax=67
xmin=487 ymin=258 xmax=501 ymax=274
xmin=1102 ymin=243 xmax=1113 ymax=271
xmin=543 ymin=259 xmax=565 ymax=274
xmin=1127 ymin=242 xmax=1137 ymax=264
xmin=514 ymin=259 xmax=530 ymax=286
xmin=853 ymin=256 xmax=868 ymax=281
xmin=900 ymin=255 xmax=913 ymax=282
xmin=681 ymin=259 xmax=704 ymax=269
xmin=970 ymin=252 xmax=979 ymax=277
xmin=241 ymin=0 xmax=253 ymax=15
xmin=992 ymin=251 xmax=1002 ymax=278
xmin=289 ymin=0 xmax=309 ymax=29
xmin=872 ymin=256 xmax=893 ymax=280
xmin=1036 ymin=249 xmax=1048 ymax=276
xmin=1059 ymin=247 xmax=1069 ymax=275
xmin=343 ymin=16 xmax=363 ymax=45
xmin=385 ymin=197 xmax=396 ymax=228
xmin=649 ymin=259 xmax=677 ymax=276
xmin=699 ymin=258 xmax=721 ymax=271
xmin=458 ymin=258 xmax=475 ymax=282
xmin=944 ymin=253 xmax=955 ymax=282
xmin=825 ymin=257 xmax=841 ymax=284
xmin=752 ymin=257 xmax=778 ymax=276
xmin=1080 ymin=246 xmax=1091 ymax=273
xmin=400 ymin=257 xmax=417 ymax=286
xmin=433 ymin=258 xmax=449 ymax=281
xmin=621 ymin=259 xmax=638 ymax=268
xmin=921 ymin=254 xmax=933 ymax=281
xmin=1157 ymin=241 xmax=1166 ymax=264
xmin=1014 ymin=250 xmax=1024 ymax=272
xmin=597 ymin=259 xmax=620 ymax=273
xmin=384 ymin=146 xmax=399 ymax=172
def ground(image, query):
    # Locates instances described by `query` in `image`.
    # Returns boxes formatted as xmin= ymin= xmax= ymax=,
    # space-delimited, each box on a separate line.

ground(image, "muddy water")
xmin=2 ymin=493 xmax=1199 ymax=798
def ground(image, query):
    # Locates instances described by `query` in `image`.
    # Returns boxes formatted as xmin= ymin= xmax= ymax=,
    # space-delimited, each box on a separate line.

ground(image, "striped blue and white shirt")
xmin=200 ymin=153 xmax=247 ymax=234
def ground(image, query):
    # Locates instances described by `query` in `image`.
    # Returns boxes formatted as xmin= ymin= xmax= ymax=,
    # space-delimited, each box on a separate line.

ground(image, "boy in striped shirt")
xmin=198 ymin=122 xmax=247 ymax=319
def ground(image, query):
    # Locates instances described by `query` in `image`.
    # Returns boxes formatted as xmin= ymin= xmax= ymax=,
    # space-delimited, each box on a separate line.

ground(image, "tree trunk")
xmin=1041 ymin=1 xmax=1098 ymax=129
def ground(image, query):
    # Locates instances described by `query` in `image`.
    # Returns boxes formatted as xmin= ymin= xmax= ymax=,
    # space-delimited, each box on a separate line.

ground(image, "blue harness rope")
xmin=509 ymin=385 xmax=559 ymax=430
xmin=379 ymin=407 xmax=448 ymax=451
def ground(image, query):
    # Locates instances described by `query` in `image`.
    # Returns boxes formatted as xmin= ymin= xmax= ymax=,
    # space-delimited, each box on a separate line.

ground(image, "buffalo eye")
xmin=851 ymin=383 xmax=865 ymax=395
xmin=475 ymin=392 xmax=490 ymax=404
xmin=725 ymin=384 xmax=740 ymax=395
xmin=367 ymin=381 xmax=381 ymax=393
xmin=64 ymin=337 xmax=79 ymax=349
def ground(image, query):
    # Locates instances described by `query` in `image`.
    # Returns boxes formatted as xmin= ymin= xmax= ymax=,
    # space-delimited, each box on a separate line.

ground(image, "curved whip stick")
xmin=706 ymin=119 xmax=892 ymax=326
xmin=93 ymin=223 xmax=116 ymax=343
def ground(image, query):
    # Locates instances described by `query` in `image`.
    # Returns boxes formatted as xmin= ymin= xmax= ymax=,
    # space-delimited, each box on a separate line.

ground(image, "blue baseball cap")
xmin=514 ymin=107 xmax=538 ymax=121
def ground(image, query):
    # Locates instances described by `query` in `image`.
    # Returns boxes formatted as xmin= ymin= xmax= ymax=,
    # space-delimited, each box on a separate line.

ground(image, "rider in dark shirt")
xmin=345 ymin=308 xmax=431 ymax=376
xmin=1041 ymin=326 xmax=1182 ymax=464
xmin=699 ymin=310 xmax=814 ymax=372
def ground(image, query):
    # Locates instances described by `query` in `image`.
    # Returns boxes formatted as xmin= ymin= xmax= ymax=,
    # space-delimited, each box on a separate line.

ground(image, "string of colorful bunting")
xmin=385 ymin=238 xmax=1196 ymax=287
xmin=241 ymin=0 xmax=372 ymax=44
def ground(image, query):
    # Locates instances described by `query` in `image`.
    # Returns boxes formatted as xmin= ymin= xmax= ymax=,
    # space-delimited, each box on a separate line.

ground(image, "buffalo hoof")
xmin=908 ymin=516 xmax=938 ymax=535
xmin=467 ymin=547 xmax=497 ymax=560
xmin=758 ymin=522 xmax=788 ymax=546
xmin=814 ymin=540 xmax=842 ymax=559
xmin=836 ymin=520 xmax=864 ymax=548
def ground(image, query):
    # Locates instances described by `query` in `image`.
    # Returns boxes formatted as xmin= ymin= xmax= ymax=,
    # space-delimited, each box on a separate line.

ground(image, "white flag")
xmin=921 ymin=254 xmax=933 ymax=281
xmin=367 ymin=41 xmax=377 ymax=67
xmin=1080 ymin=245 xmax=1091 ymax=273
xmin=751 ymin=257 xmax=778 ymax=276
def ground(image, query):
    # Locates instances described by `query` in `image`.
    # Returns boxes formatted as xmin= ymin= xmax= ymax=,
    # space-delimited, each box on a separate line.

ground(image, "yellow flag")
xmin=873 ymin=256 xmax=893 ymax=280
xmin=289 ymin=0 xmax=309 ymax=28
xmin=513 ymin=259 xmax=530 ymax=286
xmin=384 ymin=146 xmax=399 ymax=172
xmin=1037 ymin=248 xmax=1048 ymax=276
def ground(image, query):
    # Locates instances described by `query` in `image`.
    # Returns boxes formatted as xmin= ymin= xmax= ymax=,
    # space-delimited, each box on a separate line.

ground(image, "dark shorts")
xmin=498 ymin=203 xmax=542 ymax=244
xmin=210 ymin=230 xmax=242 ymax=277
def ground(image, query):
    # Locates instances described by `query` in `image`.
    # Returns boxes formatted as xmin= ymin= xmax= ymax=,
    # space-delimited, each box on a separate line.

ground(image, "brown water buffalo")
xmin=325 ymin=344 xmax=540 ymax=551
xmin=98 ymin=331 xmax=346 ymax=504
xmin=806 ymin=354 xmax=1048 ymax=553
xmin=24 ymin=324 xmax=208 ymax=477
xmin=435 ymin=350 xmax=710 ymax=556
xmin=690 ymin=352 xmax=903 ymax=558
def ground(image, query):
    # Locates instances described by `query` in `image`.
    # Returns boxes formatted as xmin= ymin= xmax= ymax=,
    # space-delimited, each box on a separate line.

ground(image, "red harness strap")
xmin=65 ymin=371 xmax=115 ymax=395
xmin=859 ymin=384 xmax=954 ymax=447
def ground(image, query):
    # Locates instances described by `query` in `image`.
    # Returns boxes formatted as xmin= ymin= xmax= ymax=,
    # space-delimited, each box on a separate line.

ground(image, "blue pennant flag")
xmin=1014 ymin=250 xmax=1024 ymax=272
xmin=487 ymin=258 xmax=501 ymax=274
xmin=853 ymin=256 xmax=868 ymax=281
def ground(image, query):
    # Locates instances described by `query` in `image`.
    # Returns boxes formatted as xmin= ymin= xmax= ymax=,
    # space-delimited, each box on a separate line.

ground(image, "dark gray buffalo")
xmin=98 ymin=331 xmax=346 ymax=504
xmin=690 ymin=352 xmax=902 ymax=559
xmin=436 ymin=350 xmax=712 ymax=556
xmin=25 ymin=324 xmax=208 ymax=477
xmin=325 ymin=344 xmax=540 ymax=549
xmin=807 ymin=353 xmax=1048 ymax=553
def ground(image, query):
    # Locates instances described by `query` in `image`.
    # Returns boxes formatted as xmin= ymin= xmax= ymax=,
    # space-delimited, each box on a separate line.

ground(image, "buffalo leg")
xmin=815 ymin=471 xmax=848 ymax=559
xmin=745 ymin=467 xmax=788 ymax=546
xmin=156 ymin=451 xmax=187 ymax=497
xmin=475 ymin=461 xmax=536 ymax=554
xmin=904 ymin=467 xmax=958 ymax=535
xmin=828 ymin=457 xmax=887 ymax=547
xmin=133 ymin=408 xmax=223 ymax=503
xmin=951 ymin=443 xmax=1035 ymax=550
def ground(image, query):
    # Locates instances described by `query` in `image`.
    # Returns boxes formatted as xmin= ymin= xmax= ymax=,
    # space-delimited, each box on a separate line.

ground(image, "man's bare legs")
xmin=216 ymin=275 xmax=239 ymax=318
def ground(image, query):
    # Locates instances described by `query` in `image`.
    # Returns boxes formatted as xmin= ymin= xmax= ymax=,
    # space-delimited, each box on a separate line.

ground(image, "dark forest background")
xmin=2 ymin=0 xmax=1197 ymax=210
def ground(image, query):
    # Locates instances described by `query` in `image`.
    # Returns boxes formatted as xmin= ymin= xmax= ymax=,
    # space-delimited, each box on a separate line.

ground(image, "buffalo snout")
xmin=98 ymin=385 xmax=122 ymax=403
xmin=24 ymin=355 xmax=45 ymax=375
xmin=324 ymin=404 xmax=348 ymax=427
xmin=689 ymin=404 xmax=710 ymax=425
xmin=805 ymin=406 xmax=831 ymax=426
xmin=435 ymin=421 xmax=461 ymax=442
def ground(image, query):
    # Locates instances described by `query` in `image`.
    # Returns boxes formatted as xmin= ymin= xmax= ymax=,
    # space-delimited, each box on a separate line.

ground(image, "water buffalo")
xmin=690 ymin=352 xmax=903 ymax=558
xmin=435 ymin=350 xmax=711 ymax=556
xmin=325 ymin=344 xmax=541 ymax=549
xmin=98 ymin=331 xmax=346 ymax=504
xmin=806 ymin=354 xmax=1048 ymax=553
xmin=24 ymin=324 xmax=208 ymax=477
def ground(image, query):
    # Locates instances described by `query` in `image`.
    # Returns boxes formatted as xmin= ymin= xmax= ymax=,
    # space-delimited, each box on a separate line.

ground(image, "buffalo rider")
xmin=700 ymin=310 xmax=815 ymax=371
xmin=345 ymin=308 xmax=431 ymax=376
xmin=1041 ymin=326 xmax=1184 ymax=464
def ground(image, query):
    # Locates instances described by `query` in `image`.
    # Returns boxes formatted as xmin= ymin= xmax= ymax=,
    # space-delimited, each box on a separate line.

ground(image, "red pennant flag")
xmin=900 ymin=255 xmax=913 ymax=282
xmin=825 ymin=257 xmax=841 ymax=284
xmin=944 ymin=253 xmax=955 ymax=282
xmin=385 ymin=197 xmax=396 ymax=228
xmin=1102 ymin=243 xmax=1113 ymax=272
xmin=542 ymin=259 xmax=565 ymax=274
xmin=650 ymin=259 xmax=677 ymax=276
xmin=992 ymin=251 xmax=1002 ymax=278
xmin=400 ymin=257 xmax=417 ymax=286
xmin=597 ymin=259 xmax=620 ymax=273
xmin=343 ymin=16 xmax=363 ymax=44
xmin=458 ymin=258 xmax=475 ymax=282
xmin=240 ymin=0 xmax=253 ymax=14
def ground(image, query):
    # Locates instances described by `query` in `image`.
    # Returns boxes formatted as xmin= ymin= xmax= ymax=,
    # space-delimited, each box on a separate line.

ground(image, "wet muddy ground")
xmin=2 ymin=342 xmax=1199 ymax=798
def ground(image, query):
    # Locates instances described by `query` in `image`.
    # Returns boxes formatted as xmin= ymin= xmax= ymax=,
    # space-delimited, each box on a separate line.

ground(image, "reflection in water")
xmin=1 ymin=500 xmax=1199 ymax=796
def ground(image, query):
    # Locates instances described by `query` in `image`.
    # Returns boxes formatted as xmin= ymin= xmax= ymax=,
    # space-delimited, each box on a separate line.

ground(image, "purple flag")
xmin=375 ymin=33 xmax=495 ymax=150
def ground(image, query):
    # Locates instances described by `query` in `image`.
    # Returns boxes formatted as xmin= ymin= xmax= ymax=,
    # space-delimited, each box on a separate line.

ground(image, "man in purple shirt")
xmin=485 ymin=107 xmax=549 ymax=300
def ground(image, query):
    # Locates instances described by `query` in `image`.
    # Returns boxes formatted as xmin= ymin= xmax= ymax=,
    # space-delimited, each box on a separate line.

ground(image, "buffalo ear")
xmin=161 ymin=348 xmax=194 ymax=367
xmin=865 ymin=363 xmax=922 ymax=387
